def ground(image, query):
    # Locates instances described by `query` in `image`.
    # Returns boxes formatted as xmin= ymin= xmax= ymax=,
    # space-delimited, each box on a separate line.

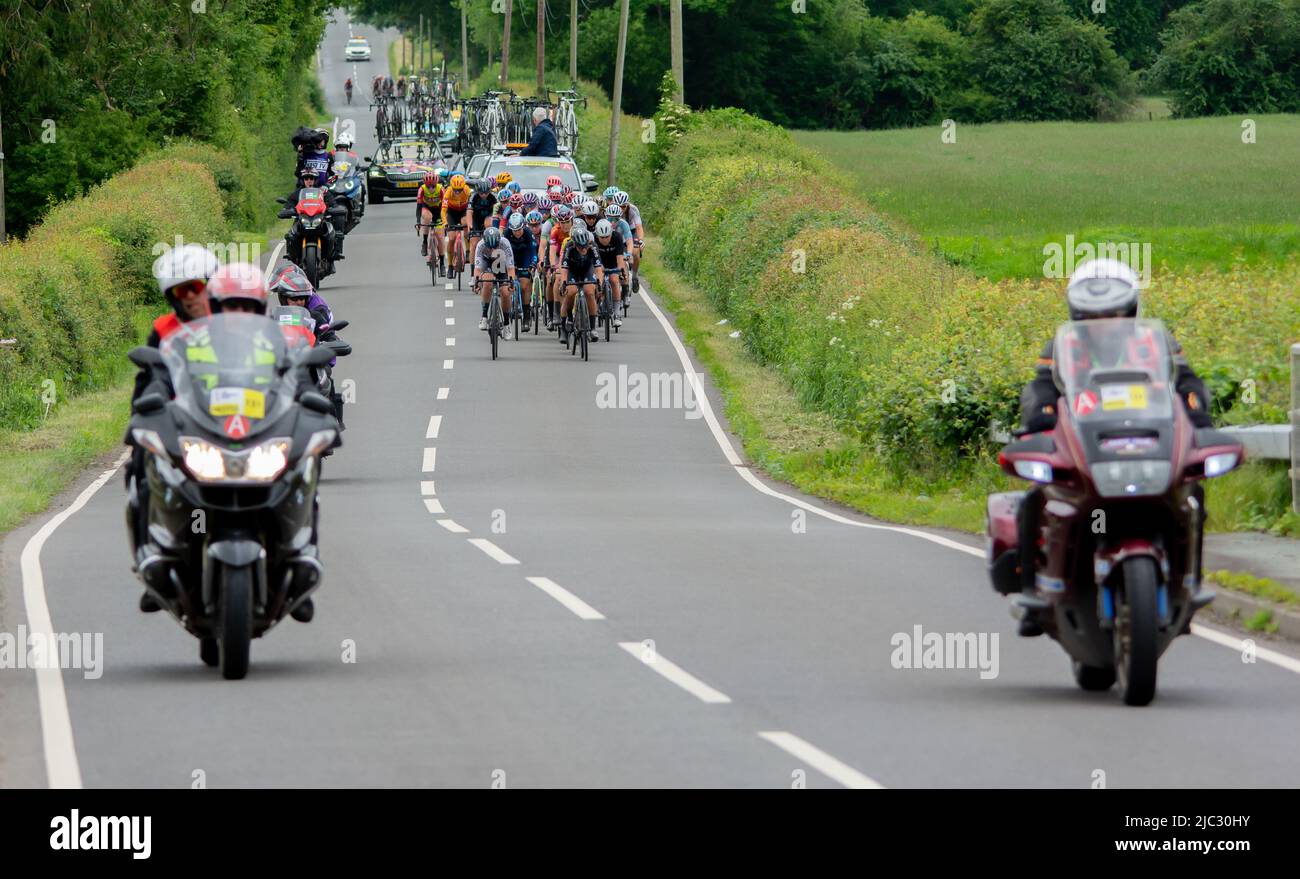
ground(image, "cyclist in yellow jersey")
xmin=415 ymin=170 xmax=446 ymax=273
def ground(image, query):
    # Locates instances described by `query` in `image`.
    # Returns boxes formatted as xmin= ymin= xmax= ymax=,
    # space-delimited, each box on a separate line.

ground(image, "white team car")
xmin=345 ymin=37 xmax=371 ymax=61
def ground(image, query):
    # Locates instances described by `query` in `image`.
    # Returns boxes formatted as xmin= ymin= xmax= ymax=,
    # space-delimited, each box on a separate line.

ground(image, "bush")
xmin=967 ymin=0 xmax=1137 ymax=121
xmin=0 ymin=151 xmax=231 ymax=431
xmin=1151 ymin=0 xmax=1300 ymax=116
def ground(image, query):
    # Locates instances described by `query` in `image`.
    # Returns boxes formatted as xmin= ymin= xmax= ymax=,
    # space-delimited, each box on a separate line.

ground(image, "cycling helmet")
xmin=437 ymin=168 xmax=451 ymax=182
xmin=505 ymin=181 xmax=521 ymax=194
xmin=545 ymin=174 xmax=562 ymax=188
xmin=496 ymin=189 xmax=511 ymax=205
xmin=581 ymin=200 xmax=599 ymax=219
xmin=207 ymin=262 xmax=270 ymax=315
xmin=473 ymin=177 xmax=492 ymax=193
xmin=571 ymin=218 xmax=588 ymax=234
xmin=547 ymin=184 xmax=564 ymax=201
xmin=602 ymin=185 xmax=619 ymax=200
xmin=1066 ymin=259 xmax=1141 ymax=321
xmin=612 ymin=190 xmax=629 ymax=206
xmin=552 ymin=203 xmax=572 ymax=221
xmin=450 ymin=174 xmax=467 ymax=189
xmin=494 ymin=171 xmax=513 ymax=186
xmin=537 ymin=194 xmax=552 ymax=212
xmin=509 ymin=193 xmax=524 ymax=209
xmin=521 ymin=191 xmax=538 ymax=207
xmin=270 ymin=264 xmax=315 ymax=304
xmin=605 ymin=204 xmax=622 ymax=220
xmin=423 ymin=171 xmax=437 ymax=186
xmin=507 ymin=212 xmax=525 ymax=231
xmin=594 ymin=219 xmax=613 ymax=238
xmin=560 ymin=183 xmax=573 ymax=197
xmin=483 ymin=227 xmax=502 ymax=248
xmin=314 ymin=128 xmax=330 ymax=148
xmin=571 ymin=228 xmax=593 ymax=248
xmin=525 ymin=210 xmax=543 ymax=225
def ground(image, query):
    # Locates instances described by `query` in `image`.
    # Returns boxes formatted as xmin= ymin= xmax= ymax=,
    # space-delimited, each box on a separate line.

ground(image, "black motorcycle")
xmin=277 ymin=187 xmax=344 ymax=288
xmin=125 ymin=314 xmax=344 ymax=679
xmin=330 ymin=154 xmax=366 ymax=231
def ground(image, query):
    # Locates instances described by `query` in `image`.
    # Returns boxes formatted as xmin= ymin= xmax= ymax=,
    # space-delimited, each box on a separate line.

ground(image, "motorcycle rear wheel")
xmin=1114 ymin=556 xmax=1159 ymax=706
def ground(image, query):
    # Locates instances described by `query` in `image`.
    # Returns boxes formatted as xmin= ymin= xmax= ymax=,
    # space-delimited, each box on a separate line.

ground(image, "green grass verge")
xmin=1207 ymin=570 xmax=1300 ymax=606
xmin=794 ymin=114 xmax=1300 ymax=280
xmin=641 ymin=240 xmax=999 ymax=534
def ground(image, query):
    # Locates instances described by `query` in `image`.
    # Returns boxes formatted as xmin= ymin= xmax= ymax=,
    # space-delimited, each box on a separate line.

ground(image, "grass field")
xmin=795 ymin=114 xmax=1300 ymax=280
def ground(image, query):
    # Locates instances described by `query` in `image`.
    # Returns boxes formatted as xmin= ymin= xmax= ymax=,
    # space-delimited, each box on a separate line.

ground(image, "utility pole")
xmin=500 ymin=0 xmax=512 ymax=88
xmin=0 ymin=106 xmax=7 ymax=244
xmin=671 ymin=0 xmax=684 ymax=103
xmin=414 ymin=14 xmax=419 ymax=77
xmin=536 ymin=0 xmax=546 ymax=97
xmin=461 ymin=1 xmax=470 ymax=88
xmin=569 ymin=0 xmax=577 ymax=85
xmin=607 ymin=0 xmax=629 ymax=184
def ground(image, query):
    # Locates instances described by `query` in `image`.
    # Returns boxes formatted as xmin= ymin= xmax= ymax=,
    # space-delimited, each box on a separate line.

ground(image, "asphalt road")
xmin=2 ymin=12 xmax=1299 ymax=789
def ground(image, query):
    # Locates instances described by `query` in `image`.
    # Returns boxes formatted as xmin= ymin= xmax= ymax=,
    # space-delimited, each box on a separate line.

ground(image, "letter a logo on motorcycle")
xmin=224 ymin=415 xmax=250 ymax=439
xmin=1074 ymin=390 xmax=1098 ymax=416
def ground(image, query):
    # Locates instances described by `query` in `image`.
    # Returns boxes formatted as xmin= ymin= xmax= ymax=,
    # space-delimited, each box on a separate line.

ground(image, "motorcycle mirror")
xmin=329 ymin=319 xmax=350 ymax=333
xmin=127 ymin=346 xmax=165 ymax=369
xmin=363 ymin=156 xmax=373 ymax=163
xmin=327 ymin=341 xmax=353 ymax=357
xmin=299 ymin=391 xmax=333 ymax=414
xmin=132 ymin=392 xmax=166 ymax=415
xmin=300 ymin=345 xmax=337 ymax=367
xmin=276 ymin=197 xmax=288 ymax=204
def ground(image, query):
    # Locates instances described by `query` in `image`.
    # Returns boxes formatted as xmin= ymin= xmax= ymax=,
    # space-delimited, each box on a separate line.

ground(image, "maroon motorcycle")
xmin=986 ymin=318 xmax=1243 ymax=705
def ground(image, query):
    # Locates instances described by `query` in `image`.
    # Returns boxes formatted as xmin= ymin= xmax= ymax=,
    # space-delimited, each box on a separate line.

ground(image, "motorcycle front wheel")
xmin=218 ymin=565 xmax=253 ymax=680
xmin=1113 ymin=556 xmax=1159 ymax=706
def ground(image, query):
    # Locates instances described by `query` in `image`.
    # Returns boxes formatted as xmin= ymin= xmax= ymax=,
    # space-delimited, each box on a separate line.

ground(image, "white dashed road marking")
xmin=618 ymin=642 xmax=731 ymax=704
xmin=467 ymin=538 xmax=519 ymax=565
xmin=526 ymin=577 xmax=605 ymax=621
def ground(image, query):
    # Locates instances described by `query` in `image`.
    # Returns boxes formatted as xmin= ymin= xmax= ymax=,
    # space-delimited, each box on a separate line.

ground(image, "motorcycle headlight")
xmin=1090 ymin=459 xmax=1172 ymax=498
xmin=302 ymin=216 xmax=323 ymax=230
xmin=180 ymin=437 xmax=292 ymax=483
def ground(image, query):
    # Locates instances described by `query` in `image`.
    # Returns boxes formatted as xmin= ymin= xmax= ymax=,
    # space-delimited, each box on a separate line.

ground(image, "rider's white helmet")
xmin=1066 ymin=258 xmax=1141 ymax=321
xmin=153 ymin=244 xmax=220 ymax=297
xmin=336 ymin=134 xmax=353 ymax=150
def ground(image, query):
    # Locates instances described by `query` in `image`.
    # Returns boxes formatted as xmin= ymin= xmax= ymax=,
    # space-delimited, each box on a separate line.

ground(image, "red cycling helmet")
xmin=422 ymin=171 xmax=437 ymax=186
xmin=509 ymin=193 xmax=524 ymax=208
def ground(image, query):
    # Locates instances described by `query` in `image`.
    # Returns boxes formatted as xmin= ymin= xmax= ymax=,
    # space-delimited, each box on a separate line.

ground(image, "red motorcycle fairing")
xmin=296 ymin=189 xmax=327 ymax=217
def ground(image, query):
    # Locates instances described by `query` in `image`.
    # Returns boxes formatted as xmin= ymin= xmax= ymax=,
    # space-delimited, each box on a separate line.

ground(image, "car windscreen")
xmin=489 ymin=158 xmax=581 ymax=191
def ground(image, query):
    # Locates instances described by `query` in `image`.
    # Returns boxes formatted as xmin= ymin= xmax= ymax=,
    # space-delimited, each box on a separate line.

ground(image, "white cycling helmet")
xmin=153 ymin=243 xmax=220 ymax=298
xmin=1066 ymin=258 xmax=1140 ymax=321
xmin=594 ymin=219 xmax=613 ymax=238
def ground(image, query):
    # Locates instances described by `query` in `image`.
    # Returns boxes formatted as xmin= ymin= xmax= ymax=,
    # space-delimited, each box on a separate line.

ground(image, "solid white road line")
xmin=443 ymin=359 xmax=454 ymax=369
xmin=467 ymin=538 xmax=519 ymax=565
xmin=618 ymin=642 xmax=731 ymax=704
xmin=437 ymin=387 xmax=450 ymax=400
xmin=526 ymin=577 xmax=605 ymax=620
xmin=1191 ymin=623 xmax=1300 ymax=675
xmin=423 ymin=499 xmax=445 ymax=514
xmin=20 ymin=451 xmax=129 ymax=788
xmin=758 ymin=731 xmax=884 ymax=789
xmin=422 ymin=447 xmax=437 ymax=472
xmin=420 ymin=480 xmax=437 ymax=495
xmin=637 ymin=282 xmax=1300 ymax=674
xmin=425 ymin=415 xmax=442 ymax=439
xmin=437 ymin=519 xmax=469 ymax=534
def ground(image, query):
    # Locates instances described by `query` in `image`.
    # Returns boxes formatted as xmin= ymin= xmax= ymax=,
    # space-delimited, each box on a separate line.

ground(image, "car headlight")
xmin=180 ymin=437 xmax=291 ymax=483
xmin=1090 ymin=459 xmax=1172 ymax=498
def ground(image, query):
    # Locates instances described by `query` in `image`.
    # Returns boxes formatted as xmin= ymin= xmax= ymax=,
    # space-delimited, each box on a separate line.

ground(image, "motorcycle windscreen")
xmin=269 ymin=305 xmax=317 ymax=349
xmin=160 ymin=314 xmax=294 ymax=441
xmin=1053 ymin=318 xmax=1177 ymax=498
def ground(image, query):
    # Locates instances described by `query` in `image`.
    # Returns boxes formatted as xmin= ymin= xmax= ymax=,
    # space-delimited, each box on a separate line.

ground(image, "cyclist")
xmin=505 ymin=212 xmax=539 ymax=329
xmin=593 ymin=218 xmax=628 ymax=328
xmin=416 ymin=170 xmax=446 ymax=272
xmin=546 ymin=203 xmax=575 ymax=328
xmin=578 ymin=199 xmax=601 ymax=230
xmin=344 ymin=77 xmax=353 ymax=104
xmin=494 ymin=171 xmax=513 ymax=192
xmin=441 ymin=174 xmax=472 ymax=273
xmin=558 ymin=227 xmax=600 ymax=345
xmin=613 ymin=191 xmax=645 ymax=291
xmin=469 ymin=177 xmax=497 ymax=241
xmin=600 ymin=185 xmax=619 ymax=211
xmin=605 ymin=204 xmax=634 ymax=261
xmin=474 ymin=227 xmax=517 ymax=340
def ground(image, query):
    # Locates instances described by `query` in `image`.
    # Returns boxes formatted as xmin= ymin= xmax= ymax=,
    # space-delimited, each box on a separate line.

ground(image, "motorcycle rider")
xmin=128 ymin=244 xmax=222 ymax=611
xmin=1013 ymin=258 xmax=1213 ymax=636
xmin=294 ymin=128 xmax=333 ymax=186
xmin=280 ymin=168 xmax=348 ymax=262
xmin=344 ymin=76 xmax=353 ymax=104
xmin=270 ymin=264 xmax=346 ymax=430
